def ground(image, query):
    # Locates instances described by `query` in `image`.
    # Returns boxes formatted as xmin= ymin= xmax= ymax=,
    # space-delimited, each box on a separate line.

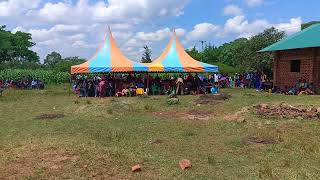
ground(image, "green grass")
xmin=1 ymin=86 xmax=320 ymax=179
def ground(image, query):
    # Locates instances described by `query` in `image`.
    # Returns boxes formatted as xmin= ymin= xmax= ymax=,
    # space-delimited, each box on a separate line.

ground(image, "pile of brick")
xmin=255 ymin=103 xmax=320 ymax=119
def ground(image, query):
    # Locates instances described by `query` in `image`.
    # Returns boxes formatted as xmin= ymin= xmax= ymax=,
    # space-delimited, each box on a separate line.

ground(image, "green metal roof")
xmin=259 ymin=23 xmax=320 ymax=52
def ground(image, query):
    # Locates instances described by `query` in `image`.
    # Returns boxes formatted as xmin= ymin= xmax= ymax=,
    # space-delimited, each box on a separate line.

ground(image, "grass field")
xmin=1 ymin=85 xmax=320 ymax=179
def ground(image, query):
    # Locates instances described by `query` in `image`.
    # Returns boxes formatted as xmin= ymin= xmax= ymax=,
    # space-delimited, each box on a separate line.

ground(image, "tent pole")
xmin=69 ymin=74 xmax=72 ymax=96
xmin=146 ymin=72 xmax=149 ymax=95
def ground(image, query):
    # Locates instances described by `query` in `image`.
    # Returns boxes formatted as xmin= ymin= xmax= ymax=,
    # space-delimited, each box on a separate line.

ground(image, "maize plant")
xmin=0 ymin=69 xmax=70 ymax=84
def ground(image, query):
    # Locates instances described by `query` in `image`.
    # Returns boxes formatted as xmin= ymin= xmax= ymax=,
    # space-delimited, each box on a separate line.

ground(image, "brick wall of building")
xmin=274 ymin=48 xmax=319 ymax=90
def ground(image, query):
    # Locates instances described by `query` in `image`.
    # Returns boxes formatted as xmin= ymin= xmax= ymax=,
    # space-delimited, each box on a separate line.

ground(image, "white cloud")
xmin=136 ymin=28 xmax=170 ymax=42
xmin=275 ymin=17 xmax=302 ymax=35
xmin=246 ymin=0 xmax=264 ymax=7
xmin=224 ymin=5 xmax=243 ymax=16
xmin=36 ymin=0 xmax=190 ymax=25
xmin=175 ymin=28 xmax=187 ymax=37
xmin=185 ymin=23 xmax=220 ymax=42
xmin=0 ymin=0 xmax=40 ymax=16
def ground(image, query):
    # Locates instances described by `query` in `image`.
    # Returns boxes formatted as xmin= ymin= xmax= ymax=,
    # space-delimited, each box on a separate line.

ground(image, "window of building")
xmin=290 ymin=60 xmax=301 ymax=72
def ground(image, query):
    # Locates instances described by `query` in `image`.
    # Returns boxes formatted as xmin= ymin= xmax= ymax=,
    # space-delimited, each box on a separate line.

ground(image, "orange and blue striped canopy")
xmin=145 ymin=32 xmax=218 ymax=73
xmin=71 ymin=30 xmax=148 ymax=74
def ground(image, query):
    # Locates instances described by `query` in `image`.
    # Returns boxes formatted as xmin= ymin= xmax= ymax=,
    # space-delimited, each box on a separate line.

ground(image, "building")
xmin=260 ymin=24 xmax=320 ymax=93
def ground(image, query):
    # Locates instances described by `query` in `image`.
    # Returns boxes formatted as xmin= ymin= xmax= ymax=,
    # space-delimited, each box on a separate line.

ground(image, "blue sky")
xmin=0 ymin=0 xmax=317 ymax=62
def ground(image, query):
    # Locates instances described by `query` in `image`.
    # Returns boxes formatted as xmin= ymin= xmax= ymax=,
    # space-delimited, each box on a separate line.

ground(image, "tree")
xmin=185 ymin=27 xmax=285 ymax=75
xmin=247 ymin=27 xmax=285 ymax=74
xmin=186 ymin=46 xmax=202 ymax=61
xmin=141 ymin=45 xmax=152 ymax=63
xmin=54 ymin=56 xmax=86 ymax=72
xmin=44 ymin=51 xmax=62 ymax=67
xmin=0 ymin=25 xmax=39 ymax=67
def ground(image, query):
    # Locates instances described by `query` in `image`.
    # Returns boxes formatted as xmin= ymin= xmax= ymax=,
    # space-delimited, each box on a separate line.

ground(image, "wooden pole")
xmin=69 ymin=74 xmax=72 ymax=96
xmin=146 ymin=72 xmax=150 ymax=95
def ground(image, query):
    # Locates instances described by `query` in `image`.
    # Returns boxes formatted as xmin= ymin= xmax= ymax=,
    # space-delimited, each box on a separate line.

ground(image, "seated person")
xmin=122 ymin=87 xmax=129 ymax=97
xmin=136 ymin=81 xmax=144 ymax=95
xmin=298 ymin=80 xmax=314 ymax=95
xmin=31 ymin=80 xmax=38 ymax=89
xmin=115 ymin=89 xmax=123 ymax=97
xmin=287 ymin=86 xmax=297 ymax=95
xmin=210 ymin=83 xmax=219 ymax=94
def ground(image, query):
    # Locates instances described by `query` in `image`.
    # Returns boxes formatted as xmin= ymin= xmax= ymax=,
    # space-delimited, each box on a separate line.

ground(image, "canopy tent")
xmin=71 ymin=30 xmax=148 ymax=74
xmin=144 ymin=31 xmax=219 ymax=73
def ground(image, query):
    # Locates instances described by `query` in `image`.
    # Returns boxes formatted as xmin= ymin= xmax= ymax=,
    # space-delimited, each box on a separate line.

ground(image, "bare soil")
xmin=34 ymin=113 xmax=65 ymax=120
xmin=254 ymin=103 xmax=320 ymax=119
xmin=242 ymin=136 xmax=277 ymax=145
xmin=194 ymin=93 xmax=231 ymax=105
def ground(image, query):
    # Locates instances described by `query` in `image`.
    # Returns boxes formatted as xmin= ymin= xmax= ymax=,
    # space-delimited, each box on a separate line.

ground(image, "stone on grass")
xmin=131 ymin=164 xmax=141 ymax=172
xmin=179 ymin=159 xmax=192 ymax=170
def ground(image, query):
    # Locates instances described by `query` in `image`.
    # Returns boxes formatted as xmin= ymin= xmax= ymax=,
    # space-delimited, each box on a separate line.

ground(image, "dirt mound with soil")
xmin=194 ymin=93 xmax=231 ymax=105
xmin=153 ymin=109 xmax=213 ymax=121
xmin=35 ymin=113 xmax=65 ymax=120
xmin=255 ymin=103 xmax=320 ymax=119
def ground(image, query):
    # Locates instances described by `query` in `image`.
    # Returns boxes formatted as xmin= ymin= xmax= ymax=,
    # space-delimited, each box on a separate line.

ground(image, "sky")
xmin=0 ymin=0 xmax=318 ymax=62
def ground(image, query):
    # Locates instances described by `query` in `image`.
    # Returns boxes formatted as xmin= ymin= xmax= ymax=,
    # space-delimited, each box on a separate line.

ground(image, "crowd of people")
xmin=72 ymin=72 xmax=272 ymax=98
xmin=0 ymin=77 xmax=45 ymax=90
xmin=273 ymin=79 xmax=314 ymax=95
xmin=72 ymin=73 xmax=222 ymax=97
xmin=0 ymin=72 xmax=314 ymax=97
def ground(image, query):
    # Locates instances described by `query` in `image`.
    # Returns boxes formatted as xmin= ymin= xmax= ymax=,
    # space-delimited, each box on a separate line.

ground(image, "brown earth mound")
xmin=35 ymin=113 xmax=65 ymax=120
xmin=255 ymin=103 xmax=320 ymax=119
xmin=194 ymin=93 xmax=231 ymax=105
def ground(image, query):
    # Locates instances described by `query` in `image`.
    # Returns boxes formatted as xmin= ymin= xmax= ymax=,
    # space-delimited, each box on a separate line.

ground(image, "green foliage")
xmin=52 ymin=56 xmax=86 ymax=72
xmin=0 ymin=69 xmax=70 ymax=84
xmin=0 ymin=25 xmax=39 ymax=65
xmin=186 ymin=27 xmax=285 ymax=75
xmin=44 ymin=51 xmax=62 ymax=67
xmin=214 ymin=63 xmax=245 ymax=74
xmin=141 ymin=45 xmax=152 ymax=63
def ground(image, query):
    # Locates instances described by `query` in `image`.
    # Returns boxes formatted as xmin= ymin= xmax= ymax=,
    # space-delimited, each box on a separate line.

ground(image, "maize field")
xmin=0 ymin=69 xmax=70 ymax=84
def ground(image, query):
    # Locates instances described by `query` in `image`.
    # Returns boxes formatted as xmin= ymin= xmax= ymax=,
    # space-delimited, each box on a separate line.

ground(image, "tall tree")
xmin=44 ymin=51 xmax=62 ymax=67
xmin=141 ymin=45 xmax=152 ymax=63
xmin=0 ymin=25 xmax=39 ymax=66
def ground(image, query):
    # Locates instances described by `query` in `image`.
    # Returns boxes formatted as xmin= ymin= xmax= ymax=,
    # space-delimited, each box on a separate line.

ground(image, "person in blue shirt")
xmin=210 ymin=83 xmax=219 ymax=94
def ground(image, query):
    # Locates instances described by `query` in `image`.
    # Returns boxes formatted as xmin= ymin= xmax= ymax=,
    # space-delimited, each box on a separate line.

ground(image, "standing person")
xmin=176 ymin=75 xmax=184 ymax=95
xmin=82 ymin=79 xmax=88 ymax=97
xmin=93 ymin=76 xmax=100 ymax=97
xmin=255 ymin=72 xmax=261 ymax=90
xmin=99 ymin=76 xmax=107 ymax=97
xmin=260 ymin=72 xmax=267 ymax=90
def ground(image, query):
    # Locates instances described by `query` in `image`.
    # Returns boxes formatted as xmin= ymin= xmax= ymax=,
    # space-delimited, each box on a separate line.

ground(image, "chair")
xmin=136 ymin=88 xmax=144 ymax=95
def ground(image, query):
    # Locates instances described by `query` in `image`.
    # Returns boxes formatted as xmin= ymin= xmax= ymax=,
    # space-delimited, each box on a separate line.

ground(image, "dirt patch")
xmin=34 ymin=113 xmax=65 ymax=120
xmin=153 ymin=109 xmax=213 ymax=121
xmin=254 ymin=103 xmax=320 ymax=119
xmin=151 ymin=139 xmax=164 ymax=144
xmin=194 ymin=93 xmax=231 ymax=105
xmin=0 ymin=150 xmax=79 ymax=179
xmin=224 ymin=107 xmax=250 ymax=122
xmin=243 ymin=136 xmax=277 ymax=145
